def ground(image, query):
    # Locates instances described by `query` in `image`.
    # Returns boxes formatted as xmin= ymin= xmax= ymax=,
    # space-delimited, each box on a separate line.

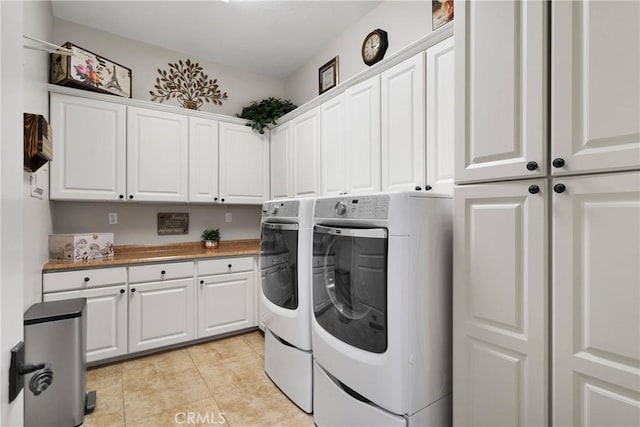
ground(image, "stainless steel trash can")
xmin=24 ymin=298 xmax=88 ymax=427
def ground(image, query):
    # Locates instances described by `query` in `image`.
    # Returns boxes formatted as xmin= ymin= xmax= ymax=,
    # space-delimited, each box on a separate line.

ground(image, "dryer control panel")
xmin=314 ymin=195 xmax=389 ymax=219
xmin=262 ymin=200 xmax=300 ymax=218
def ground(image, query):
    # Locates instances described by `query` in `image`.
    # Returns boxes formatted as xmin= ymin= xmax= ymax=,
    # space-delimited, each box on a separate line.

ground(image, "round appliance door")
xmin=260 ymin=222 xmax=299 ymax=309
xmin=312 ymin=225 xmax=388 ymax=353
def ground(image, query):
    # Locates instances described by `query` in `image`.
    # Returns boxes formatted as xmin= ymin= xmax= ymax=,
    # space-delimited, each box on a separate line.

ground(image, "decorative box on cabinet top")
xmin=23 ymin=113 xmax=52 ymax=173
xmin=50 ymin=42 xmax=132 ymax=98
xmin=49 ymin=233 xmax=114 ymax=262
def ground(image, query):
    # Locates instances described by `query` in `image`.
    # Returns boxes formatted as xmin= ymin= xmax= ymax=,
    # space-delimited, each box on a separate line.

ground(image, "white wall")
xmin=1 ymin=1 xmax=25 ymax=424
xmin=284 ymin=1 xmax=432 ymax=106
xmin=53 ymin=18 xmax=285 ymax=117
xmin=23 ymin=0 xmax=54 ymax=310
xmin=51 ymin=202 xmax=262 ymax=245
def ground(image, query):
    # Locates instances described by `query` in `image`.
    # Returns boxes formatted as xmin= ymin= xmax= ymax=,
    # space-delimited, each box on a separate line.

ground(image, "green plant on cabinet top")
xmin=237 ymin=97 xmax=297 ymax=134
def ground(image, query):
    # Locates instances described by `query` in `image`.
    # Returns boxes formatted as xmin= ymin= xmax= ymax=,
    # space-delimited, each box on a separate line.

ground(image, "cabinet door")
xmin=197 ymin=271 xmax=255 ymax=338
xmin=270 ymin=122 xmax=292 ymax=199
xmin=49 ymin=93 xmax=126 ymax=201
xmin=128 ymin=278 xmax=195 ymax=353
xmin=321 ymin=94 xmax=346 ymax=195
xmin=127 ymin=107 xmax=188 ymax=202
xmin=551 ymin=1 xmax=640 ymax=175
xmin=453 ymin=180 xmax=548 ymax=426
xmin=552 ymin=171 xmax=640 ymax=426
xmin=44 ymin=285 xmax=127 ymax=363
xmin=454 ymin=0 xmax=547 ymax=183
xmin=219 ymin=122 xmax=269 ymax=204
xmin=291 ymin=107 xmax=322 ymax=197
xmin=381 ymin=53 xmax=425 ymax=192
xmin=345 ymin=75 xmax=381 ymax=195
xmin=426 ymin=37 xmax=455 ymax=194
xmin=189 ymin=117 xmax=219 ymax=203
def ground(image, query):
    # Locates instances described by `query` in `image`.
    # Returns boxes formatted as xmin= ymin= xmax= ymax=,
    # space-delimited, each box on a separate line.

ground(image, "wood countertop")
xmin=42 ymin=239 xmax=260 ymax=272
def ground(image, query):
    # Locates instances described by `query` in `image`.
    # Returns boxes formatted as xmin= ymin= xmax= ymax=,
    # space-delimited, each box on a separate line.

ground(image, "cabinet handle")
xmin=526 ymin=161 xmax=538 ymax=171
xmin=200 ymin=280 xmax=204 ymax=285
xmin=528 ymin=184 xmax=540 ymax=194
xmin=119 ymin=194 xmax=124 ymax=199
xmin=131 ymin=288 xmax=136 ymax=293
xmin=129 ymin=195 xmax=134 ymax=199
xmin=120 ymin=289 xmax=125 ymax=294
xmin=424 ymin=185 xmax=432 ymax=191
xmin=83 ymin=277 xmax=90 ymax=282
xmin=553 ymin=183 xmax=566 ymax=194
xmin=415 ymin=186 xmax=422 ymax=191
xmin=228 ymin=264 xmax=232 ymax=269
xmin=161 ymin=270 xmax=166 ymax=275
xmin=552 ymin=158 xmax=565 ymax=168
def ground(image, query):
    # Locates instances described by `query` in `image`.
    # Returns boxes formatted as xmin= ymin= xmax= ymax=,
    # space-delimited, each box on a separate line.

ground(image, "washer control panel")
xmin=314 ymin=195 xmax=389 ymax=219
xmin=262 ymin=200 xmax=300 ymax=218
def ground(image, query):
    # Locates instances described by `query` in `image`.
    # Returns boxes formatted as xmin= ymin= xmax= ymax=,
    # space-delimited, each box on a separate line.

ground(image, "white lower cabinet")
xmin=128 ymin=278 xmax=196 ymax=353
xmin=44 ymin=285 xmax=128 ymax=363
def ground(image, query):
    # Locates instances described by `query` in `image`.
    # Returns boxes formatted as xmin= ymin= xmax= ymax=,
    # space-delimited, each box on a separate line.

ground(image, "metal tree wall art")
xmin=149 ymin=59 xmax=228 ymax=110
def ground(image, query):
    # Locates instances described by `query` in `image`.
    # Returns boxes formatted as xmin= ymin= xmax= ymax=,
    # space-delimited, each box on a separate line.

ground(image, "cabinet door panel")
xmin=127 ymin=107 xmax=188 ymax=202
xmin=551 ymin=1 xmax=640 ymax=175
xmin=453 ymin=180 xmax=547 ymax=426
xmin=219 ymin=122 xmax=269 ymax=204
xmin=44 ymin=285 xmax=127 ymax=363
xmin=381 ymin=53 xmax=425 ymax=192
xmin=455 ymin=0 xmax=547 ymax=183
xmin=426 ymin=37 xmax=455 ymax=194
xmin=552 ymin=171 xmax=640 ymax=426
xmin=197 ymin=271 xmax=255 ymax=338
xmin=128 ymin=278 xmax=195 ymax=353
xmin=50 ymin=94 xmax=126 ymax=200
xmin=345 ymin=76 xmax=381 ymax=194
xmin=291 ymin=108 xmax=321 ymax=197
xmin=321 ymin=94 xmax=346 ymax=195
xmin=189 ymin=117 xmax=219 ymax=203
xmin=270 ymin=123 xmax=292 ymax=199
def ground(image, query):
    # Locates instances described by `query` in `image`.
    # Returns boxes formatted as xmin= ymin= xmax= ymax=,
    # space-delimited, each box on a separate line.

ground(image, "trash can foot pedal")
xmin=85 ymin=390 xmax=97 ymax=414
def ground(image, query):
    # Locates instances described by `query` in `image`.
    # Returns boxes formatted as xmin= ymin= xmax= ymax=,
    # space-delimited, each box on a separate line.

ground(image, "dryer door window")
xmin=313 ymin=225 xmax=388 ymax=353
xmin=261 ymin=222 xmax=299 ymax=309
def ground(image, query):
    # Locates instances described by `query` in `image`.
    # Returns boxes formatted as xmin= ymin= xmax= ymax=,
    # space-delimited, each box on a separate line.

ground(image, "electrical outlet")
xmin=225 ymin=212 xmax=232 ymax=223
xmin=108 ymin=213 xmax=118 ymax=225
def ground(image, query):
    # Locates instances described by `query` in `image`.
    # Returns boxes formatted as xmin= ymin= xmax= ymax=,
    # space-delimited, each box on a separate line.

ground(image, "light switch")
xmin=225 ymin=212 xmax=232 ymax=223
xmin=108 ymin=213 xmax=118 ymax=225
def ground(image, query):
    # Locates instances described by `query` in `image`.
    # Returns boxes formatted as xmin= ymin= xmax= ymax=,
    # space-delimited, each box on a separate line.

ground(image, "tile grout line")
xmin=186 ymin=347 xmax=233 ymax=427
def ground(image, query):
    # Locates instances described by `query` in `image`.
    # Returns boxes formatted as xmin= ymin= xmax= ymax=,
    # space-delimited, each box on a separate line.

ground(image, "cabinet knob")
xmin=83 ymin=277 xmax=90 ymax=282
xmin=526 ymin=161 xmax=538 ymax=171
xmin=200 ymin=280 xmax=204 ymax=285
xmin=120 ymin=289 xmax=125 ymax=294
xmin=129 ymin=195 xmax=134 ymax=199
xmin=214 ymin=197 xmax=218 ymax=201
xmin=161 ymin=270 xmax=166 ymax=275
xmin=415 ymin=186 xmax=422 ymax=191
xmin=424 ymin=185 xmax=432 ymax=191
xmin=552 ymin=158 xmax=565 ymax=168
xmin=131 ymin=288 xmax=136 ymax=293
xmin=221 ymin=198 xmax=225 ymax=202
xmin=228 ymin=264 xmax=232 ymax=269
xmin=119 ymin=194 xmax=124 ymax=199
xmin=528 ymin=184 xmax=540 ymax=194
xmin=554 ymin=183 xmax=566 ymax=193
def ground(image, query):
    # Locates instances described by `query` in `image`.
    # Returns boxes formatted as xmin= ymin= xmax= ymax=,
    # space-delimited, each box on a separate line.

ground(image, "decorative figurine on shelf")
xmin=149 ymin=59 xmax=228 ymax=110
xmin=201 ymin=228 xmax=221 ymax=250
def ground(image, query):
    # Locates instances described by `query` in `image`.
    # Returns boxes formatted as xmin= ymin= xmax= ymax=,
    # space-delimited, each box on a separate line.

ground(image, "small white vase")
xmin=204 ymin=240 xmax=218 ymax=250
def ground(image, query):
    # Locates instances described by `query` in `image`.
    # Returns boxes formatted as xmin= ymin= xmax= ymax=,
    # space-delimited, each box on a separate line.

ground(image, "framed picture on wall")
xmin=432 ymin=0 xmax=454 ymax=30
xmin=319 ymin=56 xmax=339 ymax=95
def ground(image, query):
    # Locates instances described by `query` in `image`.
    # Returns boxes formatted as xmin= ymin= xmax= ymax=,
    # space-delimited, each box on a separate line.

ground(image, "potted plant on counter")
xmin=201 ymin=228 xmax=220 ymax=250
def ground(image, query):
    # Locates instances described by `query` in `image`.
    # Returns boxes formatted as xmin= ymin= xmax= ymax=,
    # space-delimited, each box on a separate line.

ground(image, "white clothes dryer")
xmin=260 ymin=198 xmax=314 ymax=413
xmin=311 ymin=192 xmax=453 ymax=426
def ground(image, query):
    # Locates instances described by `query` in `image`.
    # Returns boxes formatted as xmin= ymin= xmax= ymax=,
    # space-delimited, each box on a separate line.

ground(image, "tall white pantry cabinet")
xmin=453 ymin=1 xmax=640 ymax=426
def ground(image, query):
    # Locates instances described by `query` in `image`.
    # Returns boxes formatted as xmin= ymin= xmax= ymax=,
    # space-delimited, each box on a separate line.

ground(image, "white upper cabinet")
xmin=50 ymin=93 xmax=126 ymax=201
xmin=321 ymin=93 xmax=346 ymax=195
xmin=552 ymin=171 xmax=640 ymax=427
xmin=269 ymin=122 xmax=292 ymax=200
xmin=455 ymin=0 xmax=547 ymax=184
xmin=219 ymin=122 xmax=269 ymax=204
xmin=426 ymin=37 xmax=455 ymax=194
xmin=381 ymin=53 xmax=426 ymax=192
xmin=127 ymin=107 xmax=189 ymax=202
xmin=345 ymin=75 xmax=381 ymax=195
xmin=551 ymin=0 xmax=640 ymax=175
xmin=188 ymin=117 xmax=219 ymax=203
xmin=291 ymin=107 xmax=322 ymax=197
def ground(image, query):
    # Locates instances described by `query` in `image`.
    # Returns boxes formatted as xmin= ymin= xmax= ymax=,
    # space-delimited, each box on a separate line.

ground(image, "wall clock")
xmin=361 ymin=29 xmax=389 ymax=66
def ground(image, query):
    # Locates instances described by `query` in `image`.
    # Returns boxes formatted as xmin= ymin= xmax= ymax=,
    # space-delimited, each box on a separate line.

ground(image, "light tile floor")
xmin=84 ymin=331 xmax=314 ymax=427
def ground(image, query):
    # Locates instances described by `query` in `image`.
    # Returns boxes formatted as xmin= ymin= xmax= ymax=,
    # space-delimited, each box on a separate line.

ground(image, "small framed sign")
xmin=157 ymin=212 xmax=189 ymax=235
xmin=319 ymin=56 xmax=339 ymax=95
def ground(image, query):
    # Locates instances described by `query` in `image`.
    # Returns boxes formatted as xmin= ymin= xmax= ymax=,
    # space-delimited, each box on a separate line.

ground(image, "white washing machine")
xmin=260 ymin=198 xmax=314 ymax=413
xmin=311 ymin=191 xmax=453 ymax=426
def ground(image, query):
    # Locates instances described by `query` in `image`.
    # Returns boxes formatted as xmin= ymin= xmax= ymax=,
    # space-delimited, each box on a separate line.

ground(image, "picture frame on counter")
xmin=319 ymin=56 xmax=339 ymax=95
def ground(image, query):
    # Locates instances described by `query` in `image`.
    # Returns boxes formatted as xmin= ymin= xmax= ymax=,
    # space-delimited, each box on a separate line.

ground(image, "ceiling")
xmin=51 ymin=0 xmax=382 ymax=79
